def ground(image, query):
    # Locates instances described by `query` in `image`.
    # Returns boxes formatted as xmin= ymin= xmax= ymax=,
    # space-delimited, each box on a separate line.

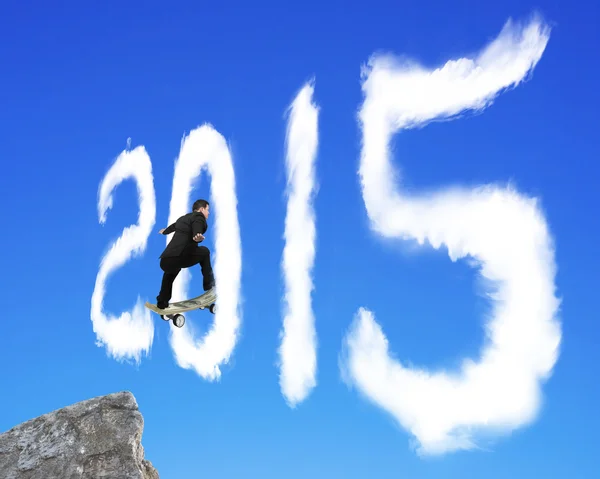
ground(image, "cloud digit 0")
xmin=91 ymin=146 xmax=157 ymax=363
xmin=278 ymin=81 xmax=320 ymax=406
xmin=166 ymin=125 xmax=243 ymax=381
xmin=340 ymin=15 xmax=562 ymax=455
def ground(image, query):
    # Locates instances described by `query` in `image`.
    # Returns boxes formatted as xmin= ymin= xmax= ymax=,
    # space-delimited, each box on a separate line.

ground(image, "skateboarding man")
xmin=155 ymin=199 xmax=215 ymax=309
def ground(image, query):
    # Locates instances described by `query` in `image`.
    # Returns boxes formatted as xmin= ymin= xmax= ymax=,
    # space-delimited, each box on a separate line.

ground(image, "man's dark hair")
xmin=192 ymin=199 xmax=209 ymax=211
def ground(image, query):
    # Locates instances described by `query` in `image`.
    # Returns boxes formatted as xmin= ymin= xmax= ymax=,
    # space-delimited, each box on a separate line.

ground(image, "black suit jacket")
xmin=159 ymin=211 xmax=207 ymax=258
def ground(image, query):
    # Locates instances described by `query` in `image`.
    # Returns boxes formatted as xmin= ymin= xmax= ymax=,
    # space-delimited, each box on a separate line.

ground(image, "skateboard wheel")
xmin=209 ymin=303 xmax=217 ymax=314
xmin=172 ymin=314 xmax=185 ymax=328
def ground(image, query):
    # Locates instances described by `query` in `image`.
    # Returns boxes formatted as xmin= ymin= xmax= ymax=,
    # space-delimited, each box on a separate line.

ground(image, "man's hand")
xmin=159 ymin=228 xmax=165 ymax=234
xmin=193 ymin=233 xmax=204 ymax=242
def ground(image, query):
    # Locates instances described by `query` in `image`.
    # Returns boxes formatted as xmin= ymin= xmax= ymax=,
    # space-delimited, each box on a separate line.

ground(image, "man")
xmin=155 ymin=199 xmax=215 ymax=309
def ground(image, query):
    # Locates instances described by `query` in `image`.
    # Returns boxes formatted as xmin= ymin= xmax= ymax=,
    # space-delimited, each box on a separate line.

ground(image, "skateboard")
xmin=144 ymin=287 xmax=217 ymax=328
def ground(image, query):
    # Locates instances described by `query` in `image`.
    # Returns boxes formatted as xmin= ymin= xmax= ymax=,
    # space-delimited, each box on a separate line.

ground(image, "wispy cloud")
xmin=278 ymin=81 xmax=320 ymax=406
xmin=340 ymin=14 xmax=562 ymax=455
xmin=166 ymin=124 xmax=242 ymax=381
xmin=91 ymin=146 xmax=156 ymax=363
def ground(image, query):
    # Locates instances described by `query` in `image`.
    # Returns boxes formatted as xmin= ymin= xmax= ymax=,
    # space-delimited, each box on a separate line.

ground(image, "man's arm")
xmin=160 ymin=223 xmax=176 ymax=235
xmin=192 ymin=216 xmax=207 ymax=241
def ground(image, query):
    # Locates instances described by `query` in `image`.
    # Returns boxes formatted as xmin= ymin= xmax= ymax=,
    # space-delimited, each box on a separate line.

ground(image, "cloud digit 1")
xmin=279 ymin=81 xmax=320 ymax=406
xmin=91 ymin=146 xmax=156 ymax=363
xmin=166 ymin=125 xmax=242 ymax=381
xmin=340 ymin=15 xmax=562 ymax=455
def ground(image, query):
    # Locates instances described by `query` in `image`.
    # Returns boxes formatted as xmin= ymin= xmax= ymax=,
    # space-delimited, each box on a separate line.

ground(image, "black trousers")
xmin=156 ymin=246 xmax=214 ymax=306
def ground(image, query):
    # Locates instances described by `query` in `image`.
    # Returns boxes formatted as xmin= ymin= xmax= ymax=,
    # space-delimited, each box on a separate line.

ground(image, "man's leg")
xmin=156 ymin=257 xmax=181 ymax=309
xmin=180 ymin=246 xmax=215 ymax=291
xmin=196 ymin=246 xmax=215 ymax=290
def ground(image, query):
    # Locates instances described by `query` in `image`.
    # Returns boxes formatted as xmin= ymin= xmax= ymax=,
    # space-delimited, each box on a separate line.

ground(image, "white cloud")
xmin=278 ymin=81 xmax=320 ymax=406
xmin=340 ymin=14 xmax=562 ymax=455
xmin=166 ymin=124 xmax=243 ymax=381
xmin=91 ymin=146 xmax=156 ymax=363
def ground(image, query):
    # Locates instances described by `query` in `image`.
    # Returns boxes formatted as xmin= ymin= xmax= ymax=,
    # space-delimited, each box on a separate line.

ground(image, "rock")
xmin=0 ymin=391 xmax=159 ymax=479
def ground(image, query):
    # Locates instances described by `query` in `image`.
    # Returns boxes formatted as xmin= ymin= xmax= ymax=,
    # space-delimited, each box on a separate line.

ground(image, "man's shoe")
xmin=157 ymin=300 xmax=169 ymax=309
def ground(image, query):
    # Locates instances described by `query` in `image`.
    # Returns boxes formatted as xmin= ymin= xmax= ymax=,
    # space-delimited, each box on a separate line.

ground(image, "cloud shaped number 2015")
xmin=340 ymin=15 xmax=562 ymax=455
xmin=90 ymin=12 xmax=562 ymax=458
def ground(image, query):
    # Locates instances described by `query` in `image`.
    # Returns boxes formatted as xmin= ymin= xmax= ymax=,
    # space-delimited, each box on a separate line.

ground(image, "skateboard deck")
xmin=145 ymin=287 xmax=217 ymax=328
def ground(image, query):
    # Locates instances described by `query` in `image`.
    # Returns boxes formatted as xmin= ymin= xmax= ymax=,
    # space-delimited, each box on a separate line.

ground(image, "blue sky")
xmin=1 ymin=0 xmax=599 ymax=477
